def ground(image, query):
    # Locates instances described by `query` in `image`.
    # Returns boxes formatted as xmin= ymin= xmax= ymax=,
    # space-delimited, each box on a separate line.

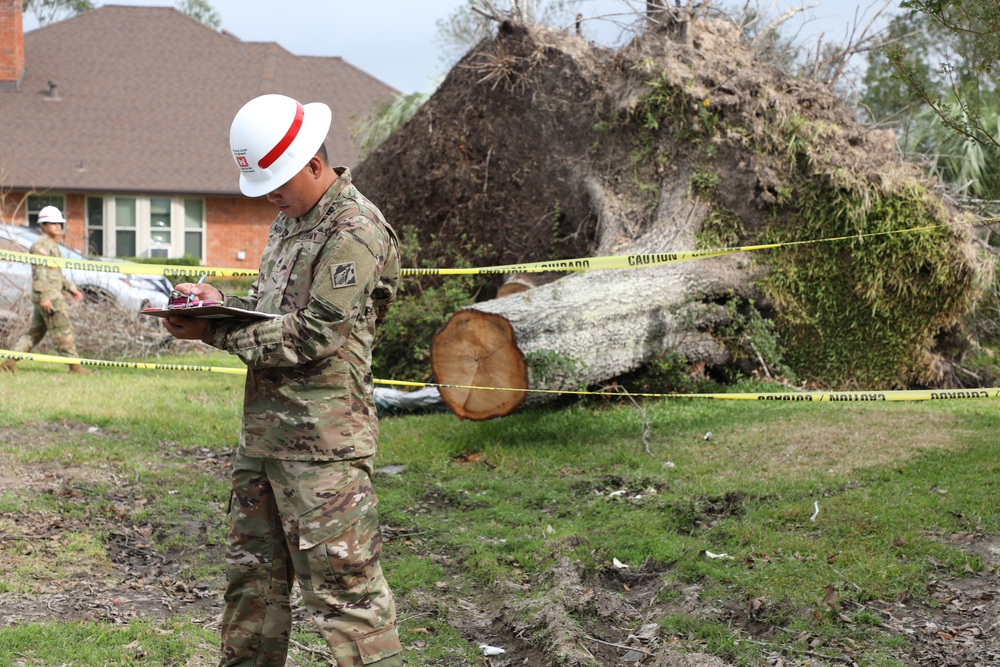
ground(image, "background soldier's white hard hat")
xmin=229 ymin=94 xmax=332 ymax=198
xmin=37 ymin=206 xmax=66 ymax=224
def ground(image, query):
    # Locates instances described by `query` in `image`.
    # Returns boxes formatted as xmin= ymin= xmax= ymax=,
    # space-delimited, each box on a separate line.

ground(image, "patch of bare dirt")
xmin=868 ymin=533 xmax=1000 ymax=666
xmin=388 ymin=528 xmax=1000 ymax=667
xmin=0 ymin=517 xmax=221 ymax=628
xmin=6 ymin=486 xmax=1000 ymax=666
xmin=0 ymin=421 xmax=225 ymax=629
xmin=0 ymin=513 xmax=223 ymax=629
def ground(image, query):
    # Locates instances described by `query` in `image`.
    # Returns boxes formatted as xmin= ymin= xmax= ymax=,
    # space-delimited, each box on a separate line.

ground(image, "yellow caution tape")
xmin=3 ymin=221 xmax=991 ymax=404
xmin=0 ymin=242 xmax=757 ymax=277
xmin=0 ymin=349 xmax=247 ymax=375
xmin=3 ymin=349 xmax=996 ymax=402
xmin=381 ymin=220 xmax=973 ymax=275
xmin=0 ymin=220 xmax=977 ymax=278
xmin=0 ymin=248 xmax=258 ymax=279
xmin=375 ymin=378 xmax=1000 ymax=401
xmin=401 ymin=245 xmax=763 ymax=275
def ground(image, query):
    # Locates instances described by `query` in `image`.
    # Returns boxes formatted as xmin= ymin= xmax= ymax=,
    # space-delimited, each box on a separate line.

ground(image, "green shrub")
xmin=373 ymin=231 xmax=493 ymax=383
xmin=374 ymin=278 xmax=475 ymax=383
xmin=121 ymin=255 xmax=202 ymax=288
xmin=613 ymin=352 xmax=722 ymax=395
xmin=210 ymin=275 xmax=255 ymax=297
xmin=122 ymin=254 xmax=202 ymax=267
xmin=715 ymin=296 xmax=797 ymax=384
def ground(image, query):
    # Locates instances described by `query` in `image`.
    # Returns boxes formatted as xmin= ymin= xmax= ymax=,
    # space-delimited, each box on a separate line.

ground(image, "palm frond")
xmin=354 ymin=92 xmax=429 ymax=160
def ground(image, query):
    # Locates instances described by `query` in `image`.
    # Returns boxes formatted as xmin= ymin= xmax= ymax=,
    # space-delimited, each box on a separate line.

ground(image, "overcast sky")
xmin=25 ymin=1 xmax=896 ymax=94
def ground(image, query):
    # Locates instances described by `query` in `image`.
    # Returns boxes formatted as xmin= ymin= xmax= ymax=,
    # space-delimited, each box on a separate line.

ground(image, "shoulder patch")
xmin=331 ymin=262 xmax=357 ymax=288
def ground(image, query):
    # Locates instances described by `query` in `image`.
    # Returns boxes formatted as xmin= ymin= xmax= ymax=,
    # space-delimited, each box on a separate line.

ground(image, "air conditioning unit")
xmin=145 ymin=245 xmax=171 ymax=259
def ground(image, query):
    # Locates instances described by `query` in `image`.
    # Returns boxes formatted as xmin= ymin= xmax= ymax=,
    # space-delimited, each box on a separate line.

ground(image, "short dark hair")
xmin=317 ymin=142 xmax=329 ymax=165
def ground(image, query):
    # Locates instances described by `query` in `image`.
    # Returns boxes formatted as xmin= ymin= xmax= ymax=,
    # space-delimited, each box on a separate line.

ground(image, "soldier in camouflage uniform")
xmin=161 ymin=95 xmax=403 ymax=667
xmin=1 ymin=206 xmax=91 ymax=374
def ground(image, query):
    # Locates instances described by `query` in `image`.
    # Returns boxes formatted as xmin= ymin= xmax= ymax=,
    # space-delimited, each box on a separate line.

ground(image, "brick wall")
xmin=0 ymin=0 xmax=24 ymax=86
xmin=206 ymin=196 xmax=275 ymax=269
xmin=63 ymin=193 xmax=86 ymax=250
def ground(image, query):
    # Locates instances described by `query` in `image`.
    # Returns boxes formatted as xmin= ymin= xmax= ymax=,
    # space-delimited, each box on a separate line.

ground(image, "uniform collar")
xmin=276 ymin=166 xmax=354 ymax=236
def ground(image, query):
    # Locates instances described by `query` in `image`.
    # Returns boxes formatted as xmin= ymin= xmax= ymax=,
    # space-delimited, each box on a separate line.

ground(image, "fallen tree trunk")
xmin=431 ymin=256 xmax=743 ymax=420
xmin=430 ymin=176 xmax=758 ymax=420
xmin=496 ymin=271 xmax=564 ymax=298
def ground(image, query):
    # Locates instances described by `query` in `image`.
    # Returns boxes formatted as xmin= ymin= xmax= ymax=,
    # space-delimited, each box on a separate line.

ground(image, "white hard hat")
xmin=229 ymin=94 xmax=332 ymax=197
xmin=37 ymin=205 xmax=66 ymax=224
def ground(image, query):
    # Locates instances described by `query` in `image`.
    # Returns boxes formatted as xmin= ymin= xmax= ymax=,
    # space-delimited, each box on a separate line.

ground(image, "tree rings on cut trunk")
xmin=431 ymin=309 xmax=528 ymax=420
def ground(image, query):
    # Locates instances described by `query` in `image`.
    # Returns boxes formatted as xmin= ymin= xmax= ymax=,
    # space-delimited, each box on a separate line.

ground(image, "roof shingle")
xmin=0 ymin=5 xmax=397 ymax=195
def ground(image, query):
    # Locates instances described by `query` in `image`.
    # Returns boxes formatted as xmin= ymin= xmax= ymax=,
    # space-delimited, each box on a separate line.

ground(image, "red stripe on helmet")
xmin=258 ymin=101 xmax=305 ymax=169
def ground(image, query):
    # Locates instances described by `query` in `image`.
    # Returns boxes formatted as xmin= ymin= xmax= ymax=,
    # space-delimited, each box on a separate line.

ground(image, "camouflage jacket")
xmin=204 ymin=168 xmax=400 ymax=461
xmin=30 ymin=234 xmax=78 ymax=305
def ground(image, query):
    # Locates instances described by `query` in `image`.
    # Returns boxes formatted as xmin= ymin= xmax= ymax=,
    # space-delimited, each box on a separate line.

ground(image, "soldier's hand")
xmin=72 ymin=290 xmax=84 ymax=303
xmin=173 ymin=282 xmax=223 ymax=303
xmin=163 ymin=314 xmax=210 ymax=340
xmin=40 ymin=299 xmax=53 ymax=313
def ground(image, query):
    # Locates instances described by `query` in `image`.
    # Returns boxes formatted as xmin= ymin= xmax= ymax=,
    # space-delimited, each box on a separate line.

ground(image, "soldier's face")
xmin=40 ymin=222 xmax=64 ymax=239
xmin=266 ymin=158 xmax=324 ymax=219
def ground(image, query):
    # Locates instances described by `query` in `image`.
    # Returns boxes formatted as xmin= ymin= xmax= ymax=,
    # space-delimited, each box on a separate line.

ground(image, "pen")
xmin=188 ymin=274 xmax=207 ymax=304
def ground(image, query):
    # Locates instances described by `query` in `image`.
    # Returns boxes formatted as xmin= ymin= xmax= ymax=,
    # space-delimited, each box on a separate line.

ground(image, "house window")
xmin=85 ymin=195 xmax=206 ymax=260
xmin=150 ymin=197 xmax=172 ymax=251
xmin=115 ymin=198 xmax=137 ymax=258
xmin=26 ymin=194 xmax=65 ymax=228
xmin=86 ymin=197 xmax=104 ymax=255
xmin=184 ymin=199 xmax=204 ymax=260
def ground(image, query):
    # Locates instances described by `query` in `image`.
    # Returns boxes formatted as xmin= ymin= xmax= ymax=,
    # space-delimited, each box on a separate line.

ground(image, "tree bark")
xmin=496 ymin=271 xmax=564 ymax=298
xmin=432 ymin=259 xmax=742 ymax=420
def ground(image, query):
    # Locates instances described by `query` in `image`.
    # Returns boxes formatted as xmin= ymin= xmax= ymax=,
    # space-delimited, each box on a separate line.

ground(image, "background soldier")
xmin=1 ymin=205 xmax=91 ymax=374
xmin=161 ymin=94 xmax=403 ymax=667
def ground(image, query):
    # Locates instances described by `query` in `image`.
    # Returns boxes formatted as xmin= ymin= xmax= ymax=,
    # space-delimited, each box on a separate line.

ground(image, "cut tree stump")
xmin=430 ymin=310 xmax=529 ymax=420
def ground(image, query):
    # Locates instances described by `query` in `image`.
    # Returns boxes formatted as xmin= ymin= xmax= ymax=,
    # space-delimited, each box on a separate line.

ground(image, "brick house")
xmin=0 ymin=2 xmax=396 ymax=268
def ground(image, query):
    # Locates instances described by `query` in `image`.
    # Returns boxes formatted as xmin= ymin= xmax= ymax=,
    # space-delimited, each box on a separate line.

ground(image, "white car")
xmin=0 ymin=225 xmax=172 ymax=312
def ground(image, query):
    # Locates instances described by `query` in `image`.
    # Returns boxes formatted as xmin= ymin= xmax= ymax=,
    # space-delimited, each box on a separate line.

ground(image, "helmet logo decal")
xmin=258 ymin=101 xmax=305 ymax=169
xmin=236 ymin=155 xmax=249 ymax=168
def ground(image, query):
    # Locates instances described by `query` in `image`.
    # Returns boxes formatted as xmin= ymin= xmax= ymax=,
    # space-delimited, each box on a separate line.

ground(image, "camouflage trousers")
xmin=220 ymin=452 xmax=402 ymax=667
xmin=12 ymin=299 xmax=78 ymax=357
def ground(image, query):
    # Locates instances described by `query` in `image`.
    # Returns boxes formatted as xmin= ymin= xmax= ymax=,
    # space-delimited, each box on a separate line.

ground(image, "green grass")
xmin=0 ymin=618 xmax=218 ymax=666
xmin=1 ymin=354 xmax=998 ymax=665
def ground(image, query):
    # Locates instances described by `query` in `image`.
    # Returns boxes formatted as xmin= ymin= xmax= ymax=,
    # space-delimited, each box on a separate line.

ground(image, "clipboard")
xmin=142 ymin=301 xmax=279 ymax=321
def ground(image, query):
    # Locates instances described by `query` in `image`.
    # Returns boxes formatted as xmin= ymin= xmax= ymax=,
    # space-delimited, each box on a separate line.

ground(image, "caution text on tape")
xmin=2 ymin=349 xmax=996 ymax=402
xmin=0 ymin=219 xmax=971 ymax=279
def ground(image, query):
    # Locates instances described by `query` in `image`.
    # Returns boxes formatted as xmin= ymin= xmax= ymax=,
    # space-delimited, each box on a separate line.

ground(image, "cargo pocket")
xmin=298 ymin=472 xmax=382 ymax=594
xmin=356 ymin=625 xmax=402 ymax=665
